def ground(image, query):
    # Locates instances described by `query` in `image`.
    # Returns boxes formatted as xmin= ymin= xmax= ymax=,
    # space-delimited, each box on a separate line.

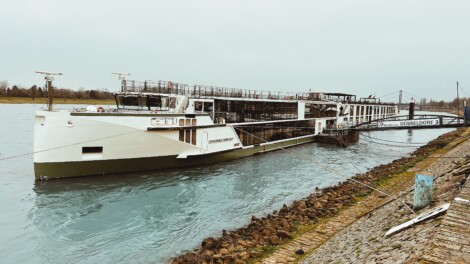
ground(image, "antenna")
xmin=35 ymin=71 xmax=63 ymax=76
xmin=112 ymin=72 xmax=131 ymax=80
xmin=112 ymin=72 xmax=131 ymax=93
xmin=35 ymin=71 xmax=63 ymax=111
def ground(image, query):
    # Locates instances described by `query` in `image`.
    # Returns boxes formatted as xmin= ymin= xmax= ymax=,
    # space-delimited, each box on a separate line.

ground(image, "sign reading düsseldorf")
xmin=377 ymin=119 xmax=440 ymax=128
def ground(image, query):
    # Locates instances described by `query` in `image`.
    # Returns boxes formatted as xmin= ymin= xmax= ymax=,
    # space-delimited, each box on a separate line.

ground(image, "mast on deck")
xmin=112 ymin=72 xmax=131 ymax=93
xmin=35 ymin=71 xmax=63 ymax=111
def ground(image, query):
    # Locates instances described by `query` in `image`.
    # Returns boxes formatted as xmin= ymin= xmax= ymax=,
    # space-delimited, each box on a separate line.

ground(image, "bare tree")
xmin=31 ymin=85 xmax=37 ymax=100
xmin=0 ymin=80 xmax=8 ymax=96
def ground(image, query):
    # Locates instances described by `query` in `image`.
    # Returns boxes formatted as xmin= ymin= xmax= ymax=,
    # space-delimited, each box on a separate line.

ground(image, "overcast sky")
xmin=1 ymin=0 xmax=469 ymax=101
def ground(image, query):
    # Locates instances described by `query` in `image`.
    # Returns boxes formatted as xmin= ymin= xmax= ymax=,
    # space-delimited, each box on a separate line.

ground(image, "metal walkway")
xmin=351 ymin=114 xmax=467 ymax=131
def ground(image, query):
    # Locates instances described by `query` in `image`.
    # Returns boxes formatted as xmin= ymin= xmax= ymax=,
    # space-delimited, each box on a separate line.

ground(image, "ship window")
xmin=179 ymin=119 xmax=184 ymax=126
xmin=168 ymin=97 xmax=176 ymax=108
xmin=185 ymin=130 xmax=190 ymax=143
xmin=192 ymin=129 xmax=196 ymax=145
xmin=82 ymin=147 xmax=103 ymax=153
xmin=179 ymin=130 xmax=184 ymax=141
xmin=185 ymin=119 xmax=191 ymax=126
xmin=195 ymin=102 xmax=203 ymax=112
xmin=203 ymin=102 xmax=213 ymax=112
xmin=192 ymin=119 xmax=197 ymax=126
xmin=120 ymin=96 xmax=140 ymax=106
xmin=82 ymin=146 xmax=103 ymax=161
xmin=147 ymin=96 xmax=162 ymax=107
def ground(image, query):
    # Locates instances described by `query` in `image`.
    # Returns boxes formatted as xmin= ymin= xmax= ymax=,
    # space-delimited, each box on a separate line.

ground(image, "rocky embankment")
xmin=172 ymin=129 xmax=466 ymax=264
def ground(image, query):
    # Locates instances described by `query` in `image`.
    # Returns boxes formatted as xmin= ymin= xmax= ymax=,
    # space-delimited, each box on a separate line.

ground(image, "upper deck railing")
xmin=121 ymin=80 xmax=311 ymax=100
xmin=119 ymin=80 xmax=395 ymax=105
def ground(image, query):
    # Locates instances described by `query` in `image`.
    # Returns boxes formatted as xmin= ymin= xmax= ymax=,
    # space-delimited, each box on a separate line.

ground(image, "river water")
xmin=0 ymin=104 xmax=455 ymax=263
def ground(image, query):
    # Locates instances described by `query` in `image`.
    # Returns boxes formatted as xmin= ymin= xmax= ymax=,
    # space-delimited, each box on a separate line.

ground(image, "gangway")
xmin=351 ymin=115 xmax=466 ymax=130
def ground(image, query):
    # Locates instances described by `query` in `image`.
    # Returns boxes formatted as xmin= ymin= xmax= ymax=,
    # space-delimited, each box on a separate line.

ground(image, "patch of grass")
xmin=247 ymin=245 xmax=278 ymax=264
xmin=368 ymin=237 xmax=377 ymax=242
xmin=355 ymin=190 xmax=372 ymax=197
xmin=291 ymin=222 xmax=319 ymax=240
xmin=261 ymin=245 xmax=277 ymax=253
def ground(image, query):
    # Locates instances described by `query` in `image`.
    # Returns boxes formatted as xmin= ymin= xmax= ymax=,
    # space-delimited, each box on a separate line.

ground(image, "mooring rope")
xmin=233 ymin=127 xmax=417 ymax=214
xmin=360 ymin=134 xmax=428 ymax=145
xmin=359 ymin=133 xmax=470 ymax=149
xmin=376 ymin=153 xmax=470 ymax=159
xmin=359 ymin=136 xmax=426 ymax=148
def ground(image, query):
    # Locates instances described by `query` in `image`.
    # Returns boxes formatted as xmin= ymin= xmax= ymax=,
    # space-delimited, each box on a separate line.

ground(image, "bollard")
xmin=465 ymin=106 xmax=470 ymax=125
xmin=408 ymin=98 xmax=415 ymax=120
xmin=413 ymin=174 xmax=433 ymax=210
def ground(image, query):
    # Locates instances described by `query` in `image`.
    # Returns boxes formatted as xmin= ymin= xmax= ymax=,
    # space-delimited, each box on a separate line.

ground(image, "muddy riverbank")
xmin=172 ymin=129 xmax=467 ymax=264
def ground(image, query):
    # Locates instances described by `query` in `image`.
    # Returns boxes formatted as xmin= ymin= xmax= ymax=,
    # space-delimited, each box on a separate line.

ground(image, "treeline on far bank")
xmin=0 ymin=81 xmax=113 ymax=100
xmin=1 ymin=80 xmax=468 ymax=107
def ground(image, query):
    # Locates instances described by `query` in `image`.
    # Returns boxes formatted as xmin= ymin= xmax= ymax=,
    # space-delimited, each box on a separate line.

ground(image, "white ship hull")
xmin=33 ymin=110 xmax=316 ymax=179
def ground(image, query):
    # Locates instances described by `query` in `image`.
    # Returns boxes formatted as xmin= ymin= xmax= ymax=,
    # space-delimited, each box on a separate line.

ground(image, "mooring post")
xmin=46 ymin=78 xmax=53 ymax=111
xmin=413 ymin=174 xmax=433 ymax=210
xmin=408 ymin=98 xmax=415 ymax=120
xmin=464 ymin=106 xmax=470 ymax=125
xmin=399 ymin=90 xmax=403 ymax=110
xmin=457 ymin=81 xmax=460 ymax=124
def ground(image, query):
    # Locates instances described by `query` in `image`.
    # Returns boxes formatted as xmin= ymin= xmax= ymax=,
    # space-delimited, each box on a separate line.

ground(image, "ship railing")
xmin=120 ymin=80 xmax=397 ymax=105
xmin=121 ymin=80 xmax=312 ymax=101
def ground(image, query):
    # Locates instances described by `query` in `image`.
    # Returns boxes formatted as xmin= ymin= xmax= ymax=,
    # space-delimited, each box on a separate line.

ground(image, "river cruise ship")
xmin=33 ymin=80 xmax=398 ymax=179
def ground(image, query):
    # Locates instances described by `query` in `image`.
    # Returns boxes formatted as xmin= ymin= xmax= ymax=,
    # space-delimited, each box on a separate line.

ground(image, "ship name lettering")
xmin=209 ymin=137 xmax=234 ymax=144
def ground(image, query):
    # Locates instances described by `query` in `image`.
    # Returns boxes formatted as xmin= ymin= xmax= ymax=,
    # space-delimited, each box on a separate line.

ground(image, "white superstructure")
xmin=33 ymin=80 xmax=398 ymax=179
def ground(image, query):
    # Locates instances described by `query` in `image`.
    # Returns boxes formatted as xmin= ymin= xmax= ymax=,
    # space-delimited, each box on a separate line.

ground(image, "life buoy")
xmin=167 ymin=81 xmax=173 ymax=89
xmin=97 ymin=106 xmax=105 ymax=113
